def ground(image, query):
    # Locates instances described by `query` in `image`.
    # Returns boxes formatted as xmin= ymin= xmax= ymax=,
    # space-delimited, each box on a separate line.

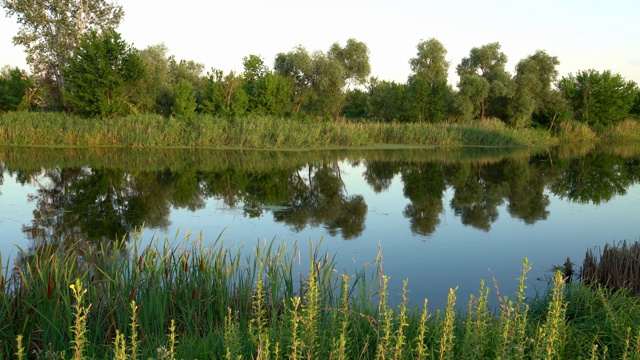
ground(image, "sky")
xmin=1 ymin=0 xmax=639 ymax=87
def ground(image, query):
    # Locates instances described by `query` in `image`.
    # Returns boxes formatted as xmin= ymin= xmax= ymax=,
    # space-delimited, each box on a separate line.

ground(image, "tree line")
xmin=1 ymin=0 xmax=639 ymax=129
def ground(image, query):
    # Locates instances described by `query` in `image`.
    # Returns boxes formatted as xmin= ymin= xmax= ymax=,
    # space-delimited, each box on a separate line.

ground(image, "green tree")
xmin=403 ymin=38 xmax=452 ymax=123
xmin=242 ymin=54 xmax=292 ymax=116
xmin=0 ymin=66 xmax=34 ymax=111
xmin=63 ymin=30 xmax=144 ymax=118
xmin=342 ymin=88 xmax=368 ymax=118
xmin=132 ymin=43 xmax=172 ymax=114
xmin=409 ymin=38 xmax=449 ymax=85
xmin=631 ymin=90 xmax=640 ymax=118
xmin=327 ymin=38 xmax=371 ymax=119
xmin=454 ymin=75 xmax=490 ymax=121
xmin=557 ymin=69 xmax=638 ymax=127
xmin=507 ymin=50 xmax=560 ymax=128
xmin=456 ymin=42 xmax=512 ymax=120
xmin=200 ymin=69 xmax=248 ymax=118
xmin=328 ymin=38 xmax=371 ymax=88
xmin=404 ymin=74 xmax=452 ymax=123
xmin=274 ymin=46 xmax=314 ymax=115
xmin=366 ymin=77 xmax=405 ymax=122
xmin=310 ymin=51 xmax=344 ymax=119
xmin=1 ymin=0 xmax=124 ymax=97
xmin=171 ymin=79 xmax=196 ymax=119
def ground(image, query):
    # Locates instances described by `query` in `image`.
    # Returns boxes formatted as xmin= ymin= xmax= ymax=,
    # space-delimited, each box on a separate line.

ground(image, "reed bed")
xmin=0 ymin=111 xmax=557 ymax=149
xmin=581 ymin=240 xmax=640 ymax=295
xmin=600 ymin=119 xmax=640 ymax=144
xmin=2 ymin=231 xmax=640 ymax=359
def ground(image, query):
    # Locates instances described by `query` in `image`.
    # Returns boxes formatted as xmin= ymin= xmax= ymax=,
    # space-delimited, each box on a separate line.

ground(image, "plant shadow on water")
xmin=2 ymin=144 xmax=640 ymax=311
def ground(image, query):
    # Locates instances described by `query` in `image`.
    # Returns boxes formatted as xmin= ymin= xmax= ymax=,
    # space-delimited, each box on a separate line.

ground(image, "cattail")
xmin=129 ymin=286 xmax=137 ymax=303
xmin=138 ymin=255 xmax=143 ymax=272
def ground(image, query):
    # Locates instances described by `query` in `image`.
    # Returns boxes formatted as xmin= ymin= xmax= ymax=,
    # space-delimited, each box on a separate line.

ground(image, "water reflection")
xmin=2 ymin=146 xmax=640 ymax=248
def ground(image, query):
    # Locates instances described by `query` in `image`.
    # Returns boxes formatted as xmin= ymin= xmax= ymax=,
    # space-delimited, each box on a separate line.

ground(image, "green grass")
xmin=2 ymin=230 xmax=640 ymax=359
xmin=0 ymin=111 xmax=558 ymax=148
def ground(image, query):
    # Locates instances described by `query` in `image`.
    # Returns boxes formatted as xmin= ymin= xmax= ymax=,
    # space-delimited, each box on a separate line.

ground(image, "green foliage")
xmin=367 ymin=78 xmax=406 ymax=122
xmin=243 ymin=55 xmax=293 ymax=116
xmin=1 ymin=0 xmax=123 ymax=98
xmin=274 ymin=46 xmax=315 ymax=114
xmin=404 ymin=74 xmax=452 ymax=123
xmin=457 ymin=42 xmax=512 ymax=120
xmin=311 ymin=51 xmax=345 ymax=118
xmin=63 ymin=30 xmax=144 ymax=118
xmin=342 ymin=88 xmax=368 ymax=118
xmin=200 ymin=69 xmax=248 ymax=118
xmin=328 ymin=38 xmax=371 ymax=87
xmin=507 ymin=50 xmax=560 ymax=128
xmin=0 ymin=66 xmax=33 ymax=111
xmin=132 ymin=44 xmax=172 ymax=115
xmin=402 ymin=39 xmax=453 ymax=123
xmin=409 ymin=38 xmax=450 ymax=86
xmin=171 ymin=79 xmax=197 ymax=119
xmin=631 ymin=91 xmax=640 ymax=118
xmin=455 ymin=75 xmax=490 ymax=121
xmin=558 ymin=69 xmax=638 ymax=128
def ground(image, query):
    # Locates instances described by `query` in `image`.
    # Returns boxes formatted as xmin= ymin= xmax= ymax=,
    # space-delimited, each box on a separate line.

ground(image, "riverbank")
xmin=0 ymin=111 xmax=568 ymax=148
xmin=2 ymin=232 xmax=640 ymax=359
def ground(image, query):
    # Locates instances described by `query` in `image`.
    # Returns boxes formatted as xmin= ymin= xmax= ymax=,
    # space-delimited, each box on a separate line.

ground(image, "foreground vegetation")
xmin=2 ymin=231 xmax=640 ymax=359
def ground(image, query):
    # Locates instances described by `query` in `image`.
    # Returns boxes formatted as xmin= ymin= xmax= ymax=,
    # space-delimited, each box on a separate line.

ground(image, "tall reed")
xmin=0 ymin=111 xmax=559 ymax=148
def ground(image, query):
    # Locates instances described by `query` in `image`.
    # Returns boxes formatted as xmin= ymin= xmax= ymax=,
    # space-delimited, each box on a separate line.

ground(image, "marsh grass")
xmin=0 ymin=111 xmax=557 ymax=148
xmin=2 ymin=231 xmax=640 ymax=359
xmin=556 ymin=119 xmax=598 ymax=142
xmin=600 ymin=119 xmax=640 ymax=143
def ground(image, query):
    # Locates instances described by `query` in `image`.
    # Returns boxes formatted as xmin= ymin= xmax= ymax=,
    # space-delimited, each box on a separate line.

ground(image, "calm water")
xmin=1 ymin=146 xmax=640 ymax=309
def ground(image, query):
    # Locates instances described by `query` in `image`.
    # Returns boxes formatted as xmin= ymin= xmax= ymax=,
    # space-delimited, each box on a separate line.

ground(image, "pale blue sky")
xmin=1 ymin=0 xmax=639 ymax=86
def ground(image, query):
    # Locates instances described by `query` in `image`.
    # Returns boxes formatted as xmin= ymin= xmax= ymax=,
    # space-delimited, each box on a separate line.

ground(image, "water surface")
xmin=1 ymin=146 xmax=639 ymax=309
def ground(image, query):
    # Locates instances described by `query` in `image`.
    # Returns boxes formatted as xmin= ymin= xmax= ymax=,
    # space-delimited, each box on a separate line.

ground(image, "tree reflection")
xmin=363 ymin=160 xmax=400 ymax=193
xmin=274 ymin=162 xmax=367 ymax=239
xmin=503 ymin=158 xmax=550 ymax=224
xmin=549 ymin=151 xmax=633 ymax=204
xmin=446 ymin=162 xmax=507 ymax=231
xmin=22 ymin=168 xmax=189 ymax=244
xmin=10 ymin=146 xmax=640 ymax=248
xmin=400 ymin=162 xmax=445 ymax=236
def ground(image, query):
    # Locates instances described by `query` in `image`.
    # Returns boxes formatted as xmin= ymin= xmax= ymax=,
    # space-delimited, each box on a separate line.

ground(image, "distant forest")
xmin=1 ymin=0 xmax=639 ymax=129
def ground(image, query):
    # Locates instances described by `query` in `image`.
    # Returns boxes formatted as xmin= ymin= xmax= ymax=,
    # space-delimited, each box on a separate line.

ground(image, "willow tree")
xmin=274 ymin=46 xmax=314 ymax=114
xmin=2 ymin=0 xmax=124 ymax=95
xmin=327 ymin=38 xmax=371 ymax=120
xmin=507 ymin=50 xmax=560 ymax=128
xmin=405 ymin=38 xmax=451 ymax=123
xmin=456 ymin=42 xmax=512 ymax=120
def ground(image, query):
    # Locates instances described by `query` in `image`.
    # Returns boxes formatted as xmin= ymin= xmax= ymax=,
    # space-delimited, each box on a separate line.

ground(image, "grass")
xmin=2 ymin=230 xmax=640 ymax=359
xmin=0 ymin=111 xmax=558 ymax=148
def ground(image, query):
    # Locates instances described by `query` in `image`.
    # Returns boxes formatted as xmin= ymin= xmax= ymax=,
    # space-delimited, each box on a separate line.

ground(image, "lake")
xmin=1 ymin=145 xmax=639 ymax=310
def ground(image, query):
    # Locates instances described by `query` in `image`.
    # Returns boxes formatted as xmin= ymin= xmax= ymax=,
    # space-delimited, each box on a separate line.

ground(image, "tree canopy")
xmin=1 ymin=0 xmax=124 ymax=96
xmin=63 ymin=30 xmax=144 ymax=118
xmin=558 ymin=69 xmax=638 ymax=127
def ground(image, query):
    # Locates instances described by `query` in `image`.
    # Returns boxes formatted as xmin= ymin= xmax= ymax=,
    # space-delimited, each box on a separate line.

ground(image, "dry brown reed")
xmin=581 ymin=240 xmax=640 ymax=294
